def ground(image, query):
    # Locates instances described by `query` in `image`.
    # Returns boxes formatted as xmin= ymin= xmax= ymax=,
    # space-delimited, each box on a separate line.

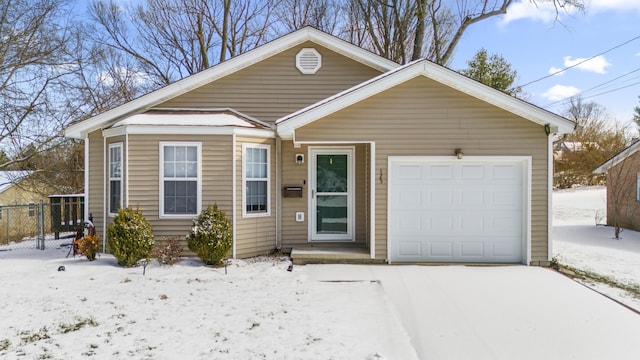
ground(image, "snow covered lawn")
xmin=0 ymin=248 xmax=416 ymax=359
xmin=552 ymin=186 xmax=640 ymax=311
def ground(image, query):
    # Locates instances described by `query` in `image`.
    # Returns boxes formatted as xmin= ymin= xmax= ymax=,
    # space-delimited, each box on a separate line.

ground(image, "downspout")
xmin=232 ymin=133 xmax=237 ymax=259
xmin=275 ymin=136 xmax=281 ymax=249
xmin=370 ymin=142 xmax=376 ymax=260
xmin=125 ymin=133 xmax=129 ymax=208
xmin=547 ymin=128 xmax=553 ymax=265
xmin=102 ymin=136 xmax=107 ymax=253
xmin=84 ymin=135 xmax=90 ymax=228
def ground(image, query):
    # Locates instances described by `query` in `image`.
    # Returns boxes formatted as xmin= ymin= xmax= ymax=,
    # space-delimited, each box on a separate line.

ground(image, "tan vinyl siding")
xmin=88 ymin=130 xmax=105 ymax=243
xmin=235 ymin=136 xmax=277 ymax=257
xmin=157 ymin=42 xmax=383 ymax=124
xmin=294 ymin=76 xmax=550 ymax=264
xmin=126 ymin=134 xmax=233 ymax=254
xmin=280 ymin=142 xmax=369 ymax=247
xmin=280 ymin=143 xmax=309 ymax=245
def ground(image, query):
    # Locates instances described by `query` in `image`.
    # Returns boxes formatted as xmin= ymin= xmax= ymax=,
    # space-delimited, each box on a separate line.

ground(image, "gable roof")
xmin=64 ymin=27 xmax=399 ymax=139
xmin=593 ymin=139 xmax=640 ymax=174
xmin=276 ymin=59 xmax=575 ymax=139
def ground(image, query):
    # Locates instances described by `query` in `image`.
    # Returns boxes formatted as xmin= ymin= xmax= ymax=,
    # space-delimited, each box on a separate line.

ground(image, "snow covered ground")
xmin=0 ymin=249 xmax=416 ymax=359
xmin=552 ymin=186 xmax=640 ymax=312
xmin=0 ymin=185 xmax=638 ymax=359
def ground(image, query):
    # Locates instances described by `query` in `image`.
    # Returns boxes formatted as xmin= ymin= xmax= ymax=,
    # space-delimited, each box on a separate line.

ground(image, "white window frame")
xmin=636 ymin=173 xmax=640 ymax=201
xmin=108 ymin=143 xmax=123 ymax=216
xmin=159 ymin=142 xmax=202 ymax=218
xmin=242 ymin=144 xmax=270 ymax=217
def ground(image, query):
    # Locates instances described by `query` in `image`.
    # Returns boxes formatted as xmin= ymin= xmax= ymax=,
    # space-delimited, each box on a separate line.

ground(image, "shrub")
xmin=152 ymin=237 xmax=183 ymax=265
xmin=78 ymin=234 xmax=100 ymax=261
xmin=187 ymin=204 xmax=232 ymax=266
xmin=107 ymin=207 xmax=154 ymax=267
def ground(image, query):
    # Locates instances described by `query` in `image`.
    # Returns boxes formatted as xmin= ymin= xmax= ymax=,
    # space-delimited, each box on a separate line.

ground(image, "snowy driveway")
xmin=304 ymin=264 xmax=640 ymax=360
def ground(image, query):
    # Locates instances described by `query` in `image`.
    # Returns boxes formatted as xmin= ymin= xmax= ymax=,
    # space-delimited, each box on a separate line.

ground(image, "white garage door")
xmin=388 ymin=157 xmax=528 ymax=263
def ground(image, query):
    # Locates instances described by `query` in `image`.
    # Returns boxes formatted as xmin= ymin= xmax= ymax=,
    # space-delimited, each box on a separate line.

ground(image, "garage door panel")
xmin=389 ymin=157 xmax=527 ymax=263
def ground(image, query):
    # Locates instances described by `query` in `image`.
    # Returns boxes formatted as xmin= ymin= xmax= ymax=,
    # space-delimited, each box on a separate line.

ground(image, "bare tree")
xmin=345 ymin=0 xmax=585 ymax=65
xmin=0 ymin=0 xmax=75 ymax=172
xmin=89 ymin=0 xmax=280 ymax=87
xmin=554 ymin=97 xmax=627 ymax=189
xmin=276 ymin=0 xmax=342 ymax=34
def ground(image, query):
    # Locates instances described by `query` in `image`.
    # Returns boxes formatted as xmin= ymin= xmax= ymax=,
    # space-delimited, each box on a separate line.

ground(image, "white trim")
xmin=102 ymin=137 xmax=107 ymax=253
xmin=108 ymin=142 xmax=123 ymax=216
xmin=386 ymin=156 xmax=531 ymax=265
xmin=370 ymin=142 xmax=376 ymax=260
xmin=275 ymin=137 xmax=282 ymax=249
xmin=103 ymin=125 xmax=275 ymax=138
xmin=64 ymin=27 xmax=398 ymax=139
xmin=232 ymin=135 xmax=237 ymax=259
xmin=277 ymin=60 xmax=575 ymax=138
xmin=84 ymin=135 xmax=89 ymax=225
xmin=242 ymin=143 xmax=271 ymax=217
xmin=308 ymin=146 xmax=355 ymax=242
xmin=547 ymin=134 xmax=553 ymax=264
xmin=125 ymin=133 xmax=129 ymax=208
xmin=158 ymin=142 xmax=202 ymax=219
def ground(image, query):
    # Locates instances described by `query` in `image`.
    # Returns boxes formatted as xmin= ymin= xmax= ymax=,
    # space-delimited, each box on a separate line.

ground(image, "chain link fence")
xmin=0 ymin=196 xmax=84 ymax=251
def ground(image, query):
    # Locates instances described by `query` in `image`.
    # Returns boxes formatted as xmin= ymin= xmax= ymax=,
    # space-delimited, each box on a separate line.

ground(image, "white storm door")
xmin=309 ymin=147 xmax=354 ymax=241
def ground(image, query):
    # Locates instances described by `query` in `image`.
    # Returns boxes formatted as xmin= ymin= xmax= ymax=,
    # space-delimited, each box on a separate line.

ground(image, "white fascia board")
xmin=64 ymin=27 xmax=397 ymax=140
xmin=103 ymin=125 xmax=274 ymax=138
xmin=419 ymin=62 xmax=575 ymax=134
xmin=277 ymin=60 xmax=574 ymax=138
xmin=593 ymin=141 xmax=640 ymax=174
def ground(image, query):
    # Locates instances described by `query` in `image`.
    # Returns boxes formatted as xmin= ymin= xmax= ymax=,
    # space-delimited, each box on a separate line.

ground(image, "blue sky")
xmin=449 ymin=0 xmax=640 ymax=127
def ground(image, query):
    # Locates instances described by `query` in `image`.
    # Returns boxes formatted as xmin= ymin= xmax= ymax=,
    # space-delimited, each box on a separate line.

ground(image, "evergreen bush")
xmin=107 ymin=207 xmax=154 ymax=267
xmin=187 ymin=204 xmax=232 ymax=266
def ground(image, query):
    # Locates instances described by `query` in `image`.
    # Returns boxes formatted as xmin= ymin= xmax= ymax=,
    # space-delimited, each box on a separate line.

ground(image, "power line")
xmin=521 ymin=34 xmax=640 ymax=88
xmin=543 ymin=67 xmax=640 ymax=107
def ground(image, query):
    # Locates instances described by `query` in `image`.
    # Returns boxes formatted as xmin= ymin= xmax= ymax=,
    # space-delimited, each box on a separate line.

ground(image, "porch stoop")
xmin=290 ymin=246 xmax=378 ymax=265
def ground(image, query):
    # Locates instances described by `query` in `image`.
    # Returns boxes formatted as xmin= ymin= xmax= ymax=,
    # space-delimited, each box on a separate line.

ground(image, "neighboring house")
xmin=553 ymin=141 xmax=601 ymax=160
xmin=0 ymin=171 xmax=42 ymax=205
xmin=64 ymin=27 xmax=574 ymax=265
xmin=593 ymin=140 xmax=640 ymax=231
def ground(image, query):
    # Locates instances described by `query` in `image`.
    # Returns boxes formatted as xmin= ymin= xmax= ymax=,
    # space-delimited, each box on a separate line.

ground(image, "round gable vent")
xmin=296 ymin=48 xmax=322 ymax=74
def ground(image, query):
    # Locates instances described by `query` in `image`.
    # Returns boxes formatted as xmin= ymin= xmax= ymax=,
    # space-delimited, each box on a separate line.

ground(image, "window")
xmin=160 ymin=143 xmax=201 ymax=217
xmin=109 ymin=143 xmax=123 ymax=215
xmin=243 ymin=144 xmax=270 ymax=216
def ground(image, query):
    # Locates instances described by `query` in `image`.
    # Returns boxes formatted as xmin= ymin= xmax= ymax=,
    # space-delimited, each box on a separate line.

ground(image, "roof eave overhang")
xmin=64 ymin=27 xmax=399 ymax=140
xmin=593 ymin=140 xmax=640 ymax=174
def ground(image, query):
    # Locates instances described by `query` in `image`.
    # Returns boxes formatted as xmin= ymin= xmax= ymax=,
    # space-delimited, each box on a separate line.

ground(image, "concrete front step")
xmin=290 ymin=247 xmax=380 ymax=265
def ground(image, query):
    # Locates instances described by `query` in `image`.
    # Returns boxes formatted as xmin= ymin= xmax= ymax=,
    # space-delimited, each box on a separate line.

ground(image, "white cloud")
xmin=500 ymin=0 xmax=640 ymax=25
xmin=501 ymin=2 xmax=559 ymax=24
xmin=589 ymin=0 xmax=640 ymax=13
xmin=542 ymin=84 xmax=581 ymax=101
xmin=98 ymin=67 xmax=150 ymax=87
xmin=548 ymin=67 xmax=565 ymax=76
xmin=562 ymin=55 xmax=611 ymax=74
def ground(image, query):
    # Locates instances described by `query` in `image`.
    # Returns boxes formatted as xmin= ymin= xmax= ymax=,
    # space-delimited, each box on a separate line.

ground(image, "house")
xmin=593 ymin=139 xmax=640 ymax=231
xmin=0 ymin=171 xmax=40 ymax=205
xmin=64 ymin=27 xmax=574 ymax=265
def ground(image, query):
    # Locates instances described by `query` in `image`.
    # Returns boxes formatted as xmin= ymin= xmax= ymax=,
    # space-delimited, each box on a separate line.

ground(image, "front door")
xmin=309 ymin=147 xmax=354 ymax=241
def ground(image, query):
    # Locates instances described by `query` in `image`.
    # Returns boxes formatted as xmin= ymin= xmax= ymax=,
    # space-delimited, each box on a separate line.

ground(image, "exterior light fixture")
xmin=455 ymin=148 xmax=464 ymax=160
xmin=295 ymin=154 xmax=304 ymax=166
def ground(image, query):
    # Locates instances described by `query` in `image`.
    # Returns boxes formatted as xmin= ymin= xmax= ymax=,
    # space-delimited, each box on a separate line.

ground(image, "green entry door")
xmin=310 ymin=147 xmax=354 ymax=241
